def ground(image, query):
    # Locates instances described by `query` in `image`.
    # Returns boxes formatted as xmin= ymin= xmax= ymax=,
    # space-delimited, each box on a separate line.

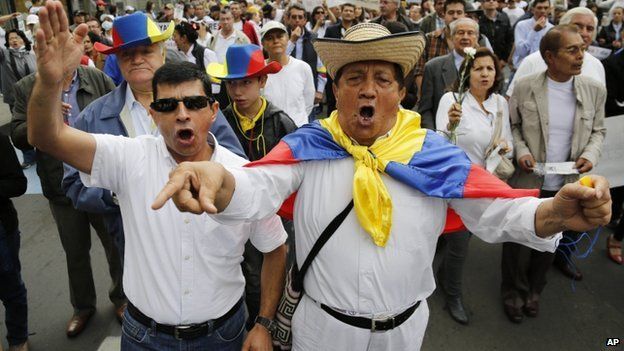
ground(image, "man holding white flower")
xmin=419 ymin=17 xmax=480 ymax=130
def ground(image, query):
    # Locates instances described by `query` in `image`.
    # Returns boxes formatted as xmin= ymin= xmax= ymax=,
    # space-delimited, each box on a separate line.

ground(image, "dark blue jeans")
xmin=0 ymin=224 xmax=28 ymax=346
xmin=121 ymin=302 xmax=247 ymax=350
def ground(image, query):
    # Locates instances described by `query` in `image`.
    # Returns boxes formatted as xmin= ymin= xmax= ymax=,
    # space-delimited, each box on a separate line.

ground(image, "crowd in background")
xmin=0 ymin=0 xmax=623 ymax=349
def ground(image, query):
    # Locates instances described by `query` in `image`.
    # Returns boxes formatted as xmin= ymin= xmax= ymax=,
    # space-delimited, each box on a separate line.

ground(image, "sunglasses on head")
xmin=150 ymin=95 xmax=214 ymax=112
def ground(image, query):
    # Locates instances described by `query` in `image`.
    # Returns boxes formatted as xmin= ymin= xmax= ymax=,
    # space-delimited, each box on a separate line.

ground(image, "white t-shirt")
xmin=503 ymin=7 xmax=525 ymax=26
xmin=506 ymin=51 xmax=606 ymax=97
xmin=233 ymin=20 xmax=243 ymax=31
xmin=543 ymin=77 xmax=576 ymax=191
xmin=80 ymin=133 xmax=287 ymax=324
xmin=214 ymin=31 xmax=238 ymax=63
xmin=264 ymin=57 xmax=315 ymax=127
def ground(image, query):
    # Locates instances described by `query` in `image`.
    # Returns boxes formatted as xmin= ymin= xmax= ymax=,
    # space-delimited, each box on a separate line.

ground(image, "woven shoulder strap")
xmin=292 ymin=199 xmax=354 ymax=291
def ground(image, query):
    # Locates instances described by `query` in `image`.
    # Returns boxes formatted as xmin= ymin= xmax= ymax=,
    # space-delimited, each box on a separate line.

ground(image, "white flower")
xmin=463 ymin=47 xmax=476 ymax=58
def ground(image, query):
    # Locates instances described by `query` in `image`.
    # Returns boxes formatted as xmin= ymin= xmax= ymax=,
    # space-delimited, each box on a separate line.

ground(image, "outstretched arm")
xmin=534 ymin=175 xmax=611 ymax=237
xmin=27 ymin=0 xmax=96 ymax=174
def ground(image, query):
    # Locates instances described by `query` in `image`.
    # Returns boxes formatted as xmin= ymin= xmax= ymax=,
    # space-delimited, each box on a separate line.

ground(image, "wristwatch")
xmin=254 ymin=316 xmax=277 ymax=335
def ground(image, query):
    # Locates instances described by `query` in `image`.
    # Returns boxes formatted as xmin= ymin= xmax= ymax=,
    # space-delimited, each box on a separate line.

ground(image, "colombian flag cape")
xmin=247 ymin=110 xmax=539 ymax=238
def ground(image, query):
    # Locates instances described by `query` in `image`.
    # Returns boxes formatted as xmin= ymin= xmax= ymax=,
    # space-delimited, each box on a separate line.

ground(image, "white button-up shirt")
xmin=436 ymin=91 xmax=514 ymax=166
xmin=217 ymin=159 xmax=560 ymax=318
xmin=513 ymin=17 xmax=553 ymax=67
xmin=80 ymin=134 xmax=287 ymax=324
xmin=124 ymin=87 xmax=158 ymax=136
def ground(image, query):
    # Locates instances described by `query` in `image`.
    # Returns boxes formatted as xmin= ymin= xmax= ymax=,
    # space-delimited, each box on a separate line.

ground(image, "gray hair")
xmin=559 ymin=7 xmax=598 ymax=40
xmin=449 ymin=18 xmax=479 ymax=36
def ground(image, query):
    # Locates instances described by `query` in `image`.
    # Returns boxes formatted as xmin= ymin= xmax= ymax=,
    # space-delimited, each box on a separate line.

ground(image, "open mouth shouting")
xmin=356 ymin=105 xmax=376 ymax=127
xmin=175 ymin=127 xmax=196 ymax=147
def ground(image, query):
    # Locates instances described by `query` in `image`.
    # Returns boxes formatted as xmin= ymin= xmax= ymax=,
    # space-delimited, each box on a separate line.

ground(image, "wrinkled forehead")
xmin=340 ymin=60 xmax=398 ymax=76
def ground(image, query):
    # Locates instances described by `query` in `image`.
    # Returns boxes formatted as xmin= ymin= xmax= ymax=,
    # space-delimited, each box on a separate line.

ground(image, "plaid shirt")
xmin=414 ymin=31 xmax=450 ymax=76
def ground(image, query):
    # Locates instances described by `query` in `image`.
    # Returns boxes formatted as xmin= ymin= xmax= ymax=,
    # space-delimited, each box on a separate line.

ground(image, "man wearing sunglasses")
xmin=61 ymin=13 xmax=245 ymax=264
xmin=28 ymin=3 xmax=287 ymax=350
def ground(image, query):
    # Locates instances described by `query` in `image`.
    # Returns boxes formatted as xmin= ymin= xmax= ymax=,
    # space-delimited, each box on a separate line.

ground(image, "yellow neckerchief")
xmin=319 ymin=109 xmax=427 ymax=247
xmin=233 ymin=97 xmax=267 ymax=133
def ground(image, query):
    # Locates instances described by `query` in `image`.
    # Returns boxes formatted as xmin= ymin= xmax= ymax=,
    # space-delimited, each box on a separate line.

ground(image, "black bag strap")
xmin=292 ymin=199 xmax=354 ymax=291
xmin=9 ymin=52 xmax=24 ymax=81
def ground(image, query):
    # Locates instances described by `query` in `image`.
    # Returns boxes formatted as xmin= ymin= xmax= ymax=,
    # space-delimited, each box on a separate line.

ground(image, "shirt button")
xmin=184 ymin=290 xmax=190 ymax=295
xmin=184 ymin=255 xmax=190 ymax=261
xmin=184 ymin=218 xmax=190 ymax=224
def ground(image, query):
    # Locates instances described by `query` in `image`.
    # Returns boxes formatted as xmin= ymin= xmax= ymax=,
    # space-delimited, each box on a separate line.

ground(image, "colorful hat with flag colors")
xmin=207 ymin=44 xmax=282 ymax=80
xmin=94 ymin=12 xmax=174 ymax=54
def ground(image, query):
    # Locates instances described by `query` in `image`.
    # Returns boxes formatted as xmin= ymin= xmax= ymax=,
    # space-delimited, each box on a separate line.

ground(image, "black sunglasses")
xmin=150 ymin=95 xmax=214 ymax=112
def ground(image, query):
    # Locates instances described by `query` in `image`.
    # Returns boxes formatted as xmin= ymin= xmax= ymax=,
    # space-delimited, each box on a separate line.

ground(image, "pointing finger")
xmin=152 ymin=172 xmax=190 ymax=210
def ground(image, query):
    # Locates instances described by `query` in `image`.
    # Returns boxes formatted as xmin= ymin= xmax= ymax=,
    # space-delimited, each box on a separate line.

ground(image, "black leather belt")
xmin=320 ymin=300 xmax=421 ymax=332
xmin=127 ymin=297 xmax=243 ymax=340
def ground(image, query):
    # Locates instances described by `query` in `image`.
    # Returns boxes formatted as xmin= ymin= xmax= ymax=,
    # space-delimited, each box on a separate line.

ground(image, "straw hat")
xmin=313 ymin=22 xmax=425 ymax=79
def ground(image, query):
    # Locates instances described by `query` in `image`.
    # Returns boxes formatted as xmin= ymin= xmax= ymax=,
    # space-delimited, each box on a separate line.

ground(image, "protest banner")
xmin=591 ymin=114 xmax=624 ymax=188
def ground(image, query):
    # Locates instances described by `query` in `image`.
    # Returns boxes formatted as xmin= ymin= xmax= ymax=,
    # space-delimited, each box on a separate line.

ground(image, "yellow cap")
xmin=579 ymin=176 xmax=593 ymax=188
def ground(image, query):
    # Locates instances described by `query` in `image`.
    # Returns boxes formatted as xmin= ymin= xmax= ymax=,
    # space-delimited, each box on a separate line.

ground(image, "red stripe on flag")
xmin=463 ymin=165 xmax=539 ymax=198
xmin=245 ymin=141 xmax=299 ymax=167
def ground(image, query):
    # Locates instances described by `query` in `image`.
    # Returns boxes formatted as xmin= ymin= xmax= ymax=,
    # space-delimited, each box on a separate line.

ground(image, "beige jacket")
xmin=508 ymin=71 xmax=606 ymax=190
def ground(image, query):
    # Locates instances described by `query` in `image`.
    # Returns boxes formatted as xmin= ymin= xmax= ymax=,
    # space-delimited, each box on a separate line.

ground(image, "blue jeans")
xmin=121 ymin=302 xmax=247 ymax=350
xmin=0 ymin=224 xmax=28 ymax=346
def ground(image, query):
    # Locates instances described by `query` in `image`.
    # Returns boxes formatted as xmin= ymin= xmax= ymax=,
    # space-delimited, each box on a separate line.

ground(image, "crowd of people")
xmin=0 ymin=0 xmax=621 ymax=349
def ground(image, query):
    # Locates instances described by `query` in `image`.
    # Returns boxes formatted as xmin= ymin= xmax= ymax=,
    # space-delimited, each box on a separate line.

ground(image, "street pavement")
xmin=1 ymin=104 xmax=623 ymax=351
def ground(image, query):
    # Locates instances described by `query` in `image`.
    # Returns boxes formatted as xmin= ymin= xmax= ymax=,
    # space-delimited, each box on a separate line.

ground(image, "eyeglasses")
xmin=290 ymin=14 xmax=305 ymax=19
xmin=150 ymin=96 xmax=214 ymax=112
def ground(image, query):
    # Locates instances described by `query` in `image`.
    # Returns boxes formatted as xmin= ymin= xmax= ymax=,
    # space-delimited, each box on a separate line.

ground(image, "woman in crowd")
xmin=83 ymin=31 xmax=105 ymax=71
xmin=408 ymin=2 xmax=424 ymax=25
xmin=354 ymin=5 xmax=367 ymax=23
xmin=306 ymin=4 xmax=337 ymax=38
xmin=435 ymin=47 xmax=512 ymax=325
xmin=0 ymin=30 xmax=35 ymax=113
xmin=597 ymin=5 xmax=623 ymax=50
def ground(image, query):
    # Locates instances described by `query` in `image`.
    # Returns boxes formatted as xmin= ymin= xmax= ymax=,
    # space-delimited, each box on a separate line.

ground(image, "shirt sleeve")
xmin=303 ymin=64 xmax=316 ymax=116
xmin=79 ymin=134 xmax=143 ymax=195
xmin=449 ymin=196 xmax=561 ymax=252
xmin=249 ymin=215 xmax=288 ymax=253
xmin=213 ymin=163 xmax=304 ymax=224
xmin=500 ymin=96 xmax=514 ymax=158
xmin=435 ymin=92 xmax=454 ymax=133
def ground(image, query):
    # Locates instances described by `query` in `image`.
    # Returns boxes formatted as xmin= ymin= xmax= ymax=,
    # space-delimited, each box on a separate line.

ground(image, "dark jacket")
xmin=290 ymin=27 xmax=320 ymax=90
xmin=370 ymin=13 xmax=418 ymax=32
xmin=602 ymin=49 xmax=624 ymax=117
xmin=222 ymin=100 xmax=297 ymax=161
xmin=0 ymin=135 xmax=27 ymax=234
xmin=10 ymin=66 xmax=116 ymax=204
xmin=597 ymin=22 xmax=623 ymax=50
xmin=325 ymin=22 xmax=350 ymax=39
xmin=479 ymin=11 xmax=514 ymax=61
xmin=0 ymin=47 xmax=37 ymax=107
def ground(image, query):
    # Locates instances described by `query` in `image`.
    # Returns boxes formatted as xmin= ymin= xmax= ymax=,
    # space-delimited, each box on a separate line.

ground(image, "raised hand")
xmin=34 ymin=1 xmax=88 ymax=85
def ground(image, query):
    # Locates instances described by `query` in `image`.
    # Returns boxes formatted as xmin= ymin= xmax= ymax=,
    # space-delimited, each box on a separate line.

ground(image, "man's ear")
xmin=210 ymin=101 xmax=220 ymax=123
xmin=258 ymin=75 xmax=268 ymax=89
xmin=398 ymin=86 xmax=406 ymax=102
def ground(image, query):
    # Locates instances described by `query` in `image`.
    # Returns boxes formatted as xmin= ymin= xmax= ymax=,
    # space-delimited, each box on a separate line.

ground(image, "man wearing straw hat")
xmin=153 ymin=23 xmax=611 ymax=350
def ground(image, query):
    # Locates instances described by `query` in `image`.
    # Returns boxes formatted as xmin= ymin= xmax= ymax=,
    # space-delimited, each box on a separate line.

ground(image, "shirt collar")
xmin=62 ymin=71 xmax=79 ymax=93
xmin=184 ymin=44 xmax=195 ymax=57
xmin=124 ymin=85 xmax=146 ymax=112
xmin=452 ymin=50 xmax=464 ymax=71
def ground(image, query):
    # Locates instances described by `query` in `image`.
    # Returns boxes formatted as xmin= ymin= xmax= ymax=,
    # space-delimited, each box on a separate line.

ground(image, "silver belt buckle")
xmin=371 ymin=316 xmax=395 ymax=332
xmin=174 ymin=325 xmax=192 ymax=340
